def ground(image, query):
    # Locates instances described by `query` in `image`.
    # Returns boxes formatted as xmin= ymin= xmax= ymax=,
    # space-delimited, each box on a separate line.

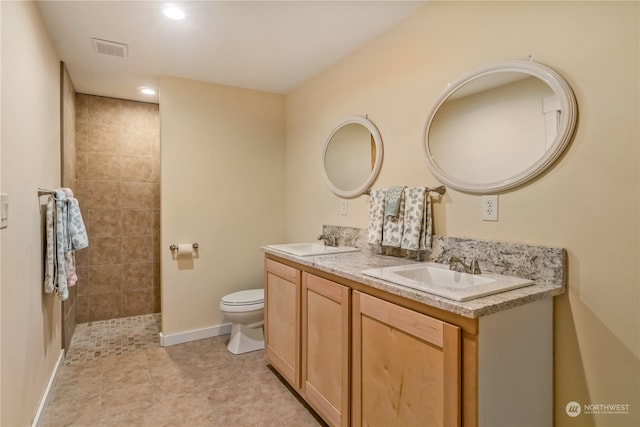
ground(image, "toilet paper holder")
xmin=169 ymin=243 xmax=199 ymax=251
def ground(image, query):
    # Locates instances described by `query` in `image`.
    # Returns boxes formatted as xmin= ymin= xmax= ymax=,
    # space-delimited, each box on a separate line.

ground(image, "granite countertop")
xmin=263 ymin=247 xmax=565 ymax=319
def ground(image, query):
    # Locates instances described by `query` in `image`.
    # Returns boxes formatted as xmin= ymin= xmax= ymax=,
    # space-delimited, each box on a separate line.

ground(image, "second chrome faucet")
xmin=448 ymin=255 xmax=482 ymax=274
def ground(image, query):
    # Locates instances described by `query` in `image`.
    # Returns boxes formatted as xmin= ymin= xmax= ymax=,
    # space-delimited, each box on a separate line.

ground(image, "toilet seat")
xmin=221 ymin=289 xmax=264 ymax=306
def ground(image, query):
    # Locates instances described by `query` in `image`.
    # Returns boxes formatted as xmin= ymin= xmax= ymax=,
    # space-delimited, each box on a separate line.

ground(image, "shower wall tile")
xmin=76 ymin=94 xmax=89 ymax=123
xmin=76 ymin=247 xmax=89 ymax=267
xmin=122 ymin=156 xmax=153 ymax=182
xmin=88 ymin=96 xmax=122 ymax=126
xmin=75 ymin=123 xmax=88 ymax=151
xmin=75 ymin=181 xmax=121 ymax=209
xmin=76 ymin=152 xmax=89 ymax=180
xmin=152 ymin=210 xmax=161 ymax=237
xmin=152 ymin=184 xmax=161 ymax=209
xmin=153 ymin=284 xmax=161 ymax=313
xmin=121 ymin=127 xmax=154 ymax=155
xmin=76 ymin=94 xmax=160 ymax=322
xmin=90 ymin=237 xmax=122 ymax=265
xmin=122 ymin=236 xmax=152 ymax=263
xmin=123 ymin=262 xmax=153 ymax=289
xmin=152 ymin=235 xmax=161 ymax=263
xmin=123 ymin=288 xmax=154 ymax=317
xmin=122 ymin=209 xmax=152 ymax=236
xmin=88 ymin=124 xmax=122 ymax=153
xmin=151 ymin=157 xmax=161 ymax=183
xmin=121 ymin=182 xmax=155 ymax=209
xmin=76 ymin=295 xmax=90 ymax=323
xmin=88 ymin=209 xmax=122 ymax=237
xmin=88 ymin=153 xmax=120 ymax=180
xmin=82 ymin=265 xmax=122 ymax=296
xmin=88 ymin=292 xmax=123 ymax=321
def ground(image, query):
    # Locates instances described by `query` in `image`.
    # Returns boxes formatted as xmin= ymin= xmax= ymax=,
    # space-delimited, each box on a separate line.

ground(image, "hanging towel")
xmin=65 ymin=195 xmax=88 ymax=288
xmin=44 ymin=195 xmax=57 ymax=294
xmin=367 ymin=188 xmax=386 ymax=245
xmin=400 ymin=187 xmax=427 ymax=250
xmin=44 ymin=188 xmax=88 ymax=300
xmin=421 ymin=193 xmax=434 ymax=250
xmin=382 ymin=190 xmax=405 ymax=248
xmin=384 ymin=186 xmax=406 ymax=218
xmin=54 ymin=189 xmax=69 ymax=300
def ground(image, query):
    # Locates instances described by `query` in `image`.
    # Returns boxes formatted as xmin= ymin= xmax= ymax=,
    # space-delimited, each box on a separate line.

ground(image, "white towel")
xmin=367 ymin=189 xmax=385 ymax=245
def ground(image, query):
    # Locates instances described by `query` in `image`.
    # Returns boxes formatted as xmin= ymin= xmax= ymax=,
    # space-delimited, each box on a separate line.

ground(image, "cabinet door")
xmin=264 ymin=259 xmax=301 ymax=390
xmin=352 ymin=291 xmax=461 ymax=427
xmin=302 ymin=273 xmax=350 ymax=427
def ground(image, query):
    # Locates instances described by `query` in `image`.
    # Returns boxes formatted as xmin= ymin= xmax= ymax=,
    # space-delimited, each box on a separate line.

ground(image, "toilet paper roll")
xmin=177 ymin=243 xmax=194 ymax=257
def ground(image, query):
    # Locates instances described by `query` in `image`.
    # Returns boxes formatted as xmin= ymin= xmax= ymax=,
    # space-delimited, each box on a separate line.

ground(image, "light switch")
xmin=1 ymin=193 xmax=8 ymax=229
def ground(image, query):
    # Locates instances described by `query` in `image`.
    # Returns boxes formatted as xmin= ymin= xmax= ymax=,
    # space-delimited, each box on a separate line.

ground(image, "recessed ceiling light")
xmin=140 ymin=87 xmax=156 ymax=95
xmin=163 ymin=6 xmax=185 ymax=20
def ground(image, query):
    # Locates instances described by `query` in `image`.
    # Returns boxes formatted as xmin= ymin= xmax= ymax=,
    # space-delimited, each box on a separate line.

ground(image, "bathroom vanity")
xmin=263 ymin=236 xmax=565 ymax=427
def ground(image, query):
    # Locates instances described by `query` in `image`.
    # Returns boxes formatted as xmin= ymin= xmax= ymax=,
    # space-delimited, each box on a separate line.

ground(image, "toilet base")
xmin=227 ymin=323 xmax=264 ymax=354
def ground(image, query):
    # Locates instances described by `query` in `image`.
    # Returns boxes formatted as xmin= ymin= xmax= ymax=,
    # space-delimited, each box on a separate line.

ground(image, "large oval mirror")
xmin=322 ymin=116 xmax=383 ymax=198
xmin=424 ymin=60 xmax=577 ymax=193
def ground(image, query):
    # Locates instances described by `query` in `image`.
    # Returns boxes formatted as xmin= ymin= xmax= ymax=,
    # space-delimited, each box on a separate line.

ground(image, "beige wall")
xmin=159 ymin=76 xmax=285 ymax=336
xmin=0 ymin=1 xmax=63 ymax=425
xmin=286 ymin=2 xmax=639 ymax=426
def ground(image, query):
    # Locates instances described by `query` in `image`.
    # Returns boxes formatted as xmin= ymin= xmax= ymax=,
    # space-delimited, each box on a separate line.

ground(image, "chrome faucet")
xmin=317 ymin=234 xmax=338 ymax=247
xmin=448 ymin=255 xmax=481 ymax=274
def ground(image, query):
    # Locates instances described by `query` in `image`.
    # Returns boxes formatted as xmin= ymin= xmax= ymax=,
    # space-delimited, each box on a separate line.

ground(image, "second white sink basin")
xmin=266 ymin=242 xmax=360 ymax=257
xmin=362 ymin=262 xmax=533 ymax=301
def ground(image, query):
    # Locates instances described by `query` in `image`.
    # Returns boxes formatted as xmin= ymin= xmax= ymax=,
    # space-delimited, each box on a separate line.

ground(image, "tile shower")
xmin=74 ymin=94 xmax=160 ymax=322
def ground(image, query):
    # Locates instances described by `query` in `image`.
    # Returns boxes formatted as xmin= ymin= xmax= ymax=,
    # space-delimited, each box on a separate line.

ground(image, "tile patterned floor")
xmin=64 ymin=314 xmax=161 ymax=365
xmin=43 ymin=314 xmax=324 ymax=427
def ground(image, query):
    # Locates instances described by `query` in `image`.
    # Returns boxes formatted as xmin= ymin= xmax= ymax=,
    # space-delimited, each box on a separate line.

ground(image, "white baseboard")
xmin=159 ymin=322 xmax=232 ymax=347
xmin=32 ymin=349 xmax=65 ymax=427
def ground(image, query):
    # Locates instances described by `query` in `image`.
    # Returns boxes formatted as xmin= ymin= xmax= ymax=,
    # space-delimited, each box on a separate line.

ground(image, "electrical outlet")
xmin=340 ymin=199 xmax=348 ymax=216
xmin=482 ymin=195 xmax=498 ymax=221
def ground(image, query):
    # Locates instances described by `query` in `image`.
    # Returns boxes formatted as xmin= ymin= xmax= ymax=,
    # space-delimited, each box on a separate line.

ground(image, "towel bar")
xmin=364 ymin=185 xmax=446 ymax=196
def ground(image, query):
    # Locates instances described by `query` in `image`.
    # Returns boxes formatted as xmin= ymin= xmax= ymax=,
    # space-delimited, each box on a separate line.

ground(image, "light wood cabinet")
xmin=352 ymin=291 xmax=461 ymax=427
xmin=264 ymin=258 xmax=301 ymax=390
xmin=264 ymin=254 xmax=552 ymax=427
xmin=302 ymin=272 xmax=350 ymax=427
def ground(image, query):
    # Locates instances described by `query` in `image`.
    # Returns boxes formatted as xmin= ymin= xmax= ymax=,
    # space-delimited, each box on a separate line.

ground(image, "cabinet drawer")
xmin=266 ymin=258 xmax=300 ymax=281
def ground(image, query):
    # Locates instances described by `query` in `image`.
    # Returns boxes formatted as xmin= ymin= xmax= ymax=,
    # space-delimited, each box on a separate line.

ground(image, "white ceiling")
xmin=36 ymin=1 xmax=426 ymax=103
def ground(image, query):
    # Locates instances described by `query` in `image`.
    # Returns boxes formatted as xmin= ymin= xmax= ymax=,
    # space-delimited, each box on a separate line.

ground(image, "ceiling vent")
xmin=91 ymin=38 xmax=128 ymax=58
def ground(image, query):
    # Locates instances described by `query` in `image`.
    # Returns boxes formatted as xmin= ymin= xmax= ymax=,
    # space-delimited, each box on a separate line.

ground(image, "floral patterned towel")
xmin=400 ymin=187 xmax=427 ymax=250
xmin=44 ymin=188 xmax=88 ymax=301
xmin=367 ymin=189 xmax=386 ymax=245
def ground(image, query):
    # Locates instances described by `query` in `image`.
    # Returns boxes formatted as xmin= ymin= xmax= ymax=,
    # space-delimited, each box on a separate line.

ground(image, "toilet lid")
xmin=221 ymin=289 xmax=264 ymax=306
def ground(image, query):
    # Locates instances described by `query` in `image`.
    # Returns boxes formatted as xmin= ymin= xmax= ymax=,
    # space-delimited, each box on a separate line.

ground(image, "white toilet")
xmin=219 ymin=288 xmax=265 ymax=354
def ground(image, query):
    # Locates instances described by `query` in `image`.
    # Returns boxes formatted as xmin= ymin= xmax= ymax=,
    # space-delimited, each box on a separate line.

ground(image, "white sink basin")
xmin=361 ymin=262 xmax=533 ymax=301
xmin=266 ymin=242 xmax=360 ymax=257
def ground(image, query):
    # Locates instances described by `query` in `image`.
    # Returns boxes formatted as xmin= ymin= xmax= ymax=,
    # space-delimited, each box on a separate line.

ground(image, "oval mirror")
xmin=322 ymin=116 xmax=384 ymax=198
xmin=424 ymin=60 xmax=577 ymax=194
